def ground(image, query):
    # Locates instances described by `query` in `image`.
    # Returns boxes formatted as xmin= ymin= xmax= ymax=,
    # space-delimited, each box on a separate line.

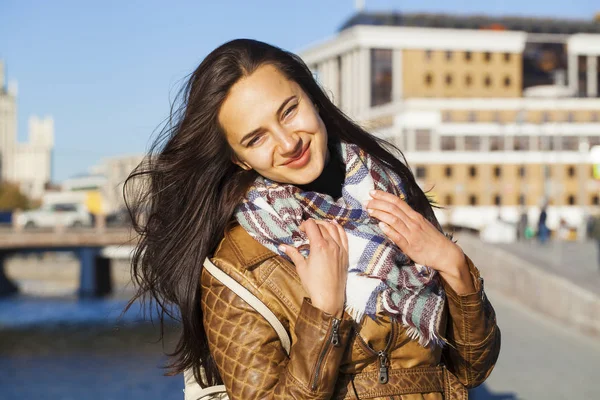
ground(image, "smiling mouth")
xmin=283 ymin=143 xmax=310 ymax=165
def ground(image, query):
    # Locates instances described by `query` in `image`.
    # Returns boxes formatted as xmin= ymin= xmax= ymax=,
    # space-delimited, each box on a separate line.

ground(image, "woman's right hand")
xmin=279 ymin=219 xmax=348 ymax=317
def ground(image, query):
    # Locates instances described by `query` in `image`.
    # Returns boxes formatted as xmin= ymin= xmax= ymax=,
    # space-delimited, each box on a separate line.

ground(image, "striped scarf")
xmin=234 ymin=141 xmax=446 ymax=347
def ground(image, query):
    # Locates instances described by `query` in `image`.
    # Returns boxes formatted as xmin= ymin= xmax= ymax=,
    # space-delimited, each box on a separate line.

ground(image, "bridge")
xmin=0 ymin=227 xmax=136 ymax=298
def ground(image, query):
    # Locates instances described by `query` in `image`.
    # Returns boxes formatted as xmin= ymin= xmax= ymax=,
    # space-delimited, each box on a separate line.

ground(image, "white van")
xmin=15 ymin=203 xmax=93 ymax=229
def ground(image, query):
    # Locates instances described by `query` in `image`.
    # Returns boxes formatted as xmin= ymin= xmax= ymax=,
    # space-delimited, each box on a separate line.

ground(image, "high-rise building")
xmin=0 ymin=61 xmax=54 ymax=201
xmin=299 ymin=12 xmax=600 ymax=231
xmin=0 ymin=61 xmax=18 ymax=183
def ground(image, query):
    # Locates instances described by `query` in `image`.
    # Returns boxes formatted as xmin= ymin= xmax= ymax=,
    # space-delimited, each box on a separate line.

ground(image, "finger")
xmin=379 ymin=222 xmax=409 ymax=250
xmin=370 ymin=190 xmax=420 ymax=222
xmin=313 ymin=220 xmax=342 ymax=248
xmin=300 ymin=219 xmax=324 ymax=242
xmin=368 ymin=209 xmax=410 ymax=236
xmin=365 ymin=198 xmax=411 ymax=226
xmin=332 ymin=220 xmax=348 ymax=253
xmin=278 ymin=244 xmax=306 ymax=268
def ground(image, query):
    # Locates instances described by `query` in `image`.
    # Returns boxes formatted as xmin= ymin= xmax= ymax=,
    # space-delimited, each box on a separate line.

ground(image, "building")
xmin=299 ymin=11 xmax=600 ymax=231
xmin=90 ymin=154 xmax=144 ymax=214
xmin=15 ymin=116 xmax=54 ymax=199
xmin=0 ymin=60 xmax=54 ymax=201
xmin=0 ymin=61 xmax=18 ymax=183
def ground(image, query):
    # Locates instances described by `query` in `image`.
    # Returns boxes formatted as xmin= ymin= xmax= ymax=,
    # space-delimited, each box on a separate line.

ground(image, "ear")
xmin=231 ymin=154 xmax=252 ymax=171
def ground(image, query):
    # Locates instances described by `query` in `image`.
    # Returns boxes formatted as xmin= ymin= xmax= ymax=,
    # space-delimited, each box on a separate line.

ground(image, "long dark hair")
xmin=124 ymin=39 xmax=437 ymax=387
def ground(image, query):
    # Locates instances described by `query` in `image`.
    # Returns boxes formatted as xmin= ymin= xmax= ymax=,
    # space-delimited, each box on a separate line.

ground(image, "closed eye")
xmin=283 ymin=104 xmax=297 ymax=118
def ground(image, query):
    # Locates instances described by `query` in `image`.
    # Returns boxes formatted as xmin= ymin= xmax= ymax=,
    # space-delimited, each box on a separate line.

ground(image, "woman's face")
xmin=219 ymin=64 xmax=328 ymax=185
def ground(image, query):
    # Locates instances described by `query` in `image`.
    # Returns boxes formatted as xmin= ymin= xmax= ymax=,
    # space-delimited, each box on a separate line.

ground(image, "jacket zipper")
xmin=354 ymin=320 xmax=396 ymax=384
xmin=311 ymin=317 xmax=341 ymax=390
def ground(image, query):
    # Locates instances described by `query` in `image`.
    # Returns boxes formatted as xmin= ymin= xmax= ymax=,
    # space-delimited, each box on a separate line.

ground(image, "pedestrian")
xmin=538 ymin=204 xmax=549 ymax=244
xmin=125 ymin=39 xmax=500 ymax=399
xmin=517 ymin=208 xmax=528 ymax=241
xmin=589 ymin=213 xmax=600 ymax=270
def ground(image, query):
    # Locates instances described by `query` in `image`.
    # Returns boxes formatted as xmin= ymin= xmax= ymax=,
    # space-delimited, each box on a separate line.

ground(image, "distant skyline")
xmin=1 ymin=0 xmax=599 ymax=182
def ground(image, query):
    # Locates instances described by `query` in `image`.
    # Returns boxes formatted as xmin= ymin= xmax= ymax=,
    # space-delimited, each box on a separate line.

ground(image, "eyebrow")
xmin=239 ymin=95 xmax=297 ymax=145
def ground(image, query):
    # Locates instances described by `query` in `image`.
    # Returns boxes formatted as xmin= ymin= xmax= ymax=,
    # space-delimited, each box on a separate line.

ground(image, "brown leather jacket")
xmin=200 ymin=223 xmax=501 ymax=399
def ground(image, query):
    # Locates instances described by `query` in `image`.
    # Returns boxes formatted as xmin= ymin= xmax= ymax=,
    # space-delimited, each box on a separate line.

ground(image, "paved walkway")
xmin=493 ymin=239 xmax=600 ymax=295
xmin=470 ymin=289 xmax=600 ymax=400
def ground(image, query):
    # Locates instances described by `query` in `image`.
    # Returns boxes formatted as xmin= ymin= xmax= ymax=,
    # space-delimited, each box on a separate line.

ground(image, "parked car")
xmin=15 ymin=203 xmax=93 ymax=229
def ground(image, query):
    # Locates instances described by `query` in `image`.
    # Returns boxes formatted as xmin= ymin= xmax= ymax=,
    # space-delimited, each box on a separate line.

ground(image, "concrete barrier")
xmin=457 ymin=233 xmax=600 ymax=338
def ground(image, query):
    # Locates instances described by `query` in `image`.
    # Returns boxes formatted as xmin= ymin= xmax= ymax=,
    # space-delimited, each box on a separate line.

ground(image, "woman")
xmin=125 ymin=39 xmax=500 ymax=399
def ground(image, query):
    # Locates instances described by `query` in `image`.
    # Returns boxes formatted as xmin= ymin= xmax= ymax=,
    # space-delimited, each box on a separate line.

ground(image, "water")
xmin=0 ymin=295 xmax=183 ymax=400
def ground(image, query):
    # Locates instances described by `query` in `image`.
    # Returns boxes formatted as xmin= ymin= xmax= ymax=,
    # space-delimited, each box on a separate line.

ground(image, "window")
xmin=425 ymin=50 xmax=433 ymax=60
xmin=468 ymin=111 xmax=477 ymax=122
xmin=484 ymin=52 xmax=492 ymax=62
xmin=493 ymin=112 xmax=501 ymax=123
xmin=465 ymin=136 xmax=481 ymax=151
xmin=519 ymin=194 xmax=526 ymax=205
xmin=444 ymin=166 xmax=453 ymax=177
xmin=415 ymin=166 xmax=427 ymax=179
xmin=337 ymin=55 xmax=343 ymax=104
xmin=490 ymin=136 xmax=504 ymax=151
xmin=589 ymin=136 xmax=600 ymax=147
xmin=370 ymin=49 xmax=393 ymax=107
xmin=567 ymin=112 xmax=575 ymax=123
xmin=465 ymin=74 xmax=473 ymax=86
xmin=542 ymin=112 xmax=551 ymax=123
xmin=446 ymin=51 xmax=453 ymax=61
xmin=567 ymin=195 xmax=575 ymax=205
xmin=441 ymin=136 xmax=456 ymax=151
xmin=514 ymin=136 xmax=530 ymax=151
xmin=484 ymin=75 xmax=492 ymax=87
xmin=465 ymin=51 xmax=472 ymax=61
xmin=592 ymin=195 xmax=600 ymax=205
xmin=53 ymin=204 xmax=77 ymax=212
xmin=425 ymin=73 xmax=434 ymax=86
xmin=561 ymin=136 xmax=579 ymax=151
xmin=468 ymin=165 xmax=477 ymax=177
xmin=445 ymin=74 xmax=453 ymax=86
xmin=518 ymin=165 xmax=526 ymax=178
xmin=442 ymin=111 xmax=453 ymax=122
xmin=504 ymin=53 xmax=511 ymax=62
xmin=504 ymin=76 xmax=511 ymax=87
xmin=415 ymin=129 xmax=431 ymax=151
xmin=493 ymin=165 xmax=502 ymax=178
xmin=592 ymin=112 xmax=599 ymax=122
xmin=567 ymin=165 xmax=576 ymax=177
xmin=494 ymin=195 xmax=502 ymax=206
xmin=469 ymin=195 xmax=478 ymax=206
xmin=445 ymin=195 xmax=453 ymax=206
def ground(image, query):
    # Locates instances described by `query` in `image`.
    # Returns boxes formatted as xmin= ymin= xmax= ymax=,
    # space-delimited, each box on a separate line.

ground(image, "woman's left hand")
xmin=365 ymin=190 xmax=475 ymax=294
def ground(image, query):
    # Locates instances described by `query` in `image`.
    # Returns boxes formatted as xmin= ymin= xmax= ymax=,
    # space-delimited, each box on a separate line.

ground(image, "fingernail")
xmin=369 ymin=190 xmax=376 ymax=196
xmin=278 ymin=245 xmax=285 ymax=252
xmin=363 ymin=201 xmax=369 ymax=208
xmin=379 ymin=222 xmax=387 ymax=230
xmin=367 ymin=208 xmax=373 ymax=214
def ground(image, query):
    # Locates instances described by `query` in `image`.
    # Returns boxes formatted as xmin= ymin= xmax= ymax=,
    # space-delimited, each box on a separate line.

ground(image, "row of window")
xmin=424 ymin=73 xmax=512 ymax=88
xmin=415 ymin=164 xmax=591 ymax=179
xmin=442 ymin=110 xmax=600 ymax=123
xmin=443 ymin=193 xmax=599 ymax=207
xmin=424 ymin=50 xmax=513 ymax=63
xmin=438 ymin=135 xmax=599 ymax=152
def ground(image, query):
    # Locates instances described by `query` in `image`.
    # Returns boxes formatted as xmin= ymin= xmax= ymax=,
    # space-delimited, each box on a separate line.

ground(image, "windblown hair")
xmin=124 ymin=39 xmax=437 ymax=387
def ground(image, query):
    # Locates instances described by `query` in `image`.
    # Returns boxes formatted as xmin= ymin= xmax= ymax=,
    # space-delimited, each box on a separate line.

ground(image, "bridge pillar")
xmin=0 ymin=252 xmax=18 ymax=297
xmin=78 ymin=247 xmax=113 ymax=298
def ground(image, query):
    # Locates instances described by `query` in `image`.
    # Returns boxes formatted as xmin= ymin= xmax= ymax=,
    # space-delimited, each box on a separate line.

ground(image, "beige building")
xmin=0 ymin=61 xmax=54 ymax=200
xmin=299 ymin=12 xmax=600 ymax=231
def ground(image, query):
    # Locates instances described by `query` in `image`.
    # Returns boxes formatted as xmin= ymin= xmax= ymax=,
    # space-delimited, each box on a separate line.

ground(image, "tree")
xmin=0 ymin=182 xmax=31 ymax=210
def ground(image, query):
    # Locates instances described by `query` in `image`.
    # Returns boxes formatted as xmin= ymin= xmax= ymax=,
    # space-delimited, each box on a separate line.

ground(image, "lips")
xmin=283 ymin=143 xmax=309 ymax=166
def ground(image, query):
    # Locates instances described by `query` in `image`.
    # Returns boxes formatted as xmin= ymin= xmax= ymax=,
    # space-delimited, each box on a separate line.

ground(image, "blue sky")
xmin=1 ymin=0 xmax=598 ymax=182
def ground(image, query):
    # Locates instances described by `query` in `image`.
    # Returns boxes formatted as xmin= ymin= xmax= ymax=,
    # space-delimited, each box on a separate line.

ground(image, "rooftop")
xmin=340 ymin=11 xmax=600 ymax=35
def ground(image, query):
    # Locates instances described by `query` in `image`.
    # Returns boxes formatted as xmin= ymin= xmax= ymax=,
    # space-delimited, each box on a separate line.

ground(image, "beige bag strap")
xmin=183 ymin=258 xmax=291 ymax=400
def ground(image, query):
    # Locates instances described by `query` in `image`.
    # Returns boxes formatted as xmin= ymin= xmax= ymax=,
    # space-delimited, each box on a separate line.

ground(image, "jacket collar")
xmin=223 ymin=221 xmax=278 ymax=269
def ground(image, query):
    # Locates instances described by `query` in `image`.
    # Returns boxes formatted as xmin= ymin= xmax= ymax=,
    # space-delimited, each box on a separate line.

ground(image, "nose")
xmin=274 ymin=129 xmax=301 ymax=157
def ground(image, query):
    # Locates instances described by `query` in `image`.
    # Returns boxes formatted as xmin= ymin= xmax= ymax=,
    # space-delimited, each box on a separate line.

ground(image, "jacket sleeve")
xmin=200 ymin=269 xmax=353 ymax=400
xmin=441 ymin=255 xmax=501 ymax=389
